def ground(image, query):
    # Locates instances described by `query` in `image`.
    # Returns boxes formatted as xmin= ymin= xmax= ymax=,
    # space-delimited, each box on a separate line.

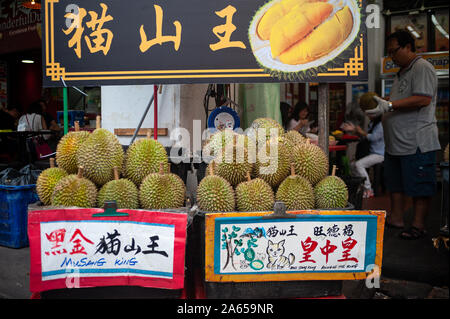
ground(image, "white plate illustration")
xmin=249 ymin=0 xmax=362 ymax=75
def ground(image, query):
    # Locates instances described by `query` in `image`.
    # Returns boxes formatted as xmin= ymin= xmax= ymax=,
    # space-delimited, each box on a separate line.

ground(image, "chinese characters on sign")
xmin=217 ymin=220 xmax=367 ymax=274
xmin=43 ymin=0 xmax=368 ymax=86
xmin=63 ymin=3 xmax=247 ymax=58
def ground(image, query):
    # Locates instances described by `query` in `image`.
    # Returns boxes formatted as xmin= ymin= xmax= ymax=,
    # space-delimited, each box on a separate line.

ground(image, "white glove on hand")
xmin=365 ymin=96 xmax=391 ymax=117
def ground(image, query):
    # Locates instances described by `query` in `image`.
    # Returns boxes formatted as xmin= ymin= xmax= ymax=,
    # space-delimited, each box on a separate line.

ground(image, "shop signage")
xmin=205 ymin=210 xmax=385 ymax=282
xmin=28 ymin=208 xmax=188 ymax=292
xmin=0 ymin=0 xmax=42 ymax=55
xmin=381 ymin=51 xmax=449 ymax=74
xmin=42 ymin=0 xmax=368 ymax=87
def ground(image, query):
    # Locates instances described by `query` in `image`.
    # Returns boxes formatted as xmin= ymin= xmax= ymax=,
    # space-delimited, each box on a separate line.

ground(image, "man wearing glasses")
xmin=366 ymin=30 xmax=440 ymax=240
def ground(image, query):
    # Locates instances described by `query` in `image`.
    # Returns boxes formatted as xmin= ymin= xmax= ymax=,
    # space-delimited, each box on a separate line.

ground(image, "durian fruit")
xmin=279 ymin=6 xmax=354 ymax=65
xmin=443 ymin=144 xmax=449 ymax=162
xmin=292 ymin=139 xmax=328 ymax=185
xmin=196 ymin=163 xmax=235 ymax=212
xmin=359 ymin=92 xmax=379 ymax=111
xmin=76 ymin=117 xmax=124 ymax=186
xmin=209 ymin=136 xmax=254 ymax=187
xmin=314 ymin=166 xmax=348 ymax=209
xmin=255 ymin=138 xmax=290 ymax=188
xmin=276 ymin=164 xmax=315 ymax=210
xmin=236 ymin=172 xmax=275 ymax=212
xmin=97 ymin=167 xmax=139 ymax=209
xmin=248 ymin=117 xmax=285 ymax=143
xmin=203 ymin=129 xmax=248 ymax=158
xmin=257 ymin=0 xmax=319 ymax=40
xmin=125 ymin=131 xmax=169 ymax=187
xmin=284 ymin=130 xmax=306 ymax=146
xmin=36 ymin=158 xmax=68 ymax=205
xmin=51 ymin=167 xmax=98 ymax=208
xmin=139 ymin=163 xmax=186 ymax=209
xmin=270 ymin=2 xmax=333 ymax=58
xmin=55 ymin=121 xmax=90 ymax=174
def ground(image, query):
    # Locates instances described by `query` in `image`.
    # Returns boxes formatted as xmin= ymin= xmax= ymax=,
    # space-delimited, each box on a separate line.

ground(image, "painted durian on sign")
xmin=249 ymin=0 xmax=361 ymax=77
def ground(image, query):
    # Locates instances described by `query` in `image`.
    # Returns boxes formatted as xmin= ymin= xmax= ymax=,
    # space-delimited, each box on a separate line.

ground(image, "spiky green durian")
xmin=97 ymin=168 xmax=139 ymax=209
xmin=55 ymin=130 xmax=90 ymax=174
xmin=284 ymin=130 xmax=306 ymax=145
xmin=255 ymin=138 xmax=290 ymax=188
xmin=76 ymin=128 xmax=124 ymax=186
xmin=235 ymin=174 xmax=275 ymax=212
xmin=314 ymin=167 xmax=348 ymax=209
xmin=203 ymin=129 xmax=248 ymax=157
xmin=276 ymin=166 xmax=315 ymax=210
xmin=51 ymin=167 xmax=97 ymax=208
xmin=139 ymin=164 xmax=186 ymax=209
xmin=247 ymin=117 xmax=285 ymax=144
xmin=196 ymin=164 xmax=235 ymax=212
xmin=124 ymin=135 xmax=168 ymax=187
xmin=36 ymin=159 xmax=68 ymax=205
xmin=291 ymin=140 xmax=328 ymax=185
xmin=208 ymin=143 xmax=254 ymax=187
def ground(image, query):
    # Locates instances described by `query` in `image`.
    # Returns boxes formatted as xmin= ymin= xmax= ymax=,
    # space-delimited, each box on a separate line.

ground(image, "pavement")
xmin=0 ymin=181 xmax=448 ymax=299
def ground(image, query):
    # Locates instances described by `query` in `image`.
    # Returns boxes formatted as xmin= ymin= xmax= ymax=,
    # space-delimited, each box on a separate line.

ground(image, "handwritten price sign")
xmin=205 ymin=210 xmax=385 ymax=282
xmin=28 ymin=208 xmax=188 ymax=292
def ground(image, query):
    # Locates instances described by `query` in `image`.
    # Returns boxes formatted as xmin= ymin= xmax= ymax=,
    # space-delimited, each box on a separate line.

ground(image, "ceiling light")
xmin=20 ymin=0 xmax=41 ymax=10
xmin=21 ymin=60 xmax=35 ymax=64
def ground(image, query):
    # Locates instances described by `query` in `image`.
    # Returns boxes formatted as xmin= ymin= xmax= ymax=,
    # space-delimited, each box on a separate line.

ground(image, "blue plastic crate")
xmin=0 ymin=184 xmax=39 ymax=248
xmin=57 ymin=110 xmax=85 ymax=127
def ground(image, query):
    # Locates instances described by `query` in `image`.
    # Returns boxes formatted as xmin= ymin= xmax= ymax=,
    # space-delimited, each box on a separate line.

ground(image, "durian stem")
xmin=147 ymin=130 xmax=151 ymax=139
xmin=209 ymin=161 xmax=215 ymax=176
xmin=74 ymin=121 xmax=80 ymax=132
xmin=246 ymin=171 xmax=251 ymax=182
xmin=290 ymin=163 xmax=296 ymax=176
xmin=96 ymin=116 xmax=101 ymax=129
xmin=50 ymin=157 xmax=55 ymax=168
xmin=113 ymin=167 xmax=119 ymax=180
xmin=332 ymin=165 xmax=337 ymax=177
xmin=77 ymin=166 xmax=84 ymax=179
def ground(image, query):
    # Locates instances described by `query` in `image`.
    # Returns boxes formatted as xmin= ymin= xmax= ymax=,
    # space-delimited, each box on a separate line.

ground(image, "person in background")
xmin=280 ymin=102 xmax=292 ymax=130
xmin=366 ymin=30 xmax=440 ymax=240
xmin=287 ymin=101 xmax=318 ymax=135
xmin=17 ymin=101 xmax=48 ymax=132
xmin=0 ymin=105 xmax=21 ymax=161
xmin=38 ymin=99 xmax=61 ymax=132
xmin=342 ymin=114 xmax=384 ymax=199
xmin=0 ymin=105 xmax=21 ymax=131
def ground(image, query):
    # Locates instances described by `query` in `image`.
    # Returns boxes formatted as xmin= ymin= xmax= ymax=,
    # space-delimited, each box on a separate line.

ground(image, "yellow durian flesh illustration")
xmin=279 ymin=6 xmax=353 ymax=65
xmin=257 ymin=0 xmax=323 ymax=41
xmin=270 ymin=2 xmax=333 ymax=58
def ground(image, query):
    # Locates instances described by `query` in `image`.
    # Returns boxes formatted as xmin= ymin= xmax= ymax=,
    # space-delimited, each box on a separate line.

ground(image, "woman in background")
xmin=342 ymin=114 xmax=384 ymax=198
xmin=287 ymin=101 xmax=317 ymax=135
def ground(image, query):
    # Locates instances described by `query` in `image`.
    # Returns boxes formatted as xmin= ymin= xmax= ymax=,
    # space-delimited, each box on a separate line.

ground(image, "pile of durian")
xmin=197 ymin=117 xmax=349 ymax=212
xmin=36 ymin=118 xmax=186 ymax=210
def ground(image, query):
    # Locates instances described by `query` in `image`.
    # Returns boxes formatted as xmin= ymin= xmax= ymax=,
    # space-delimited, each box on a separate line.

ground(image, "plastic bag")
xmin=0 ymin=164 xmax=42 ymax=186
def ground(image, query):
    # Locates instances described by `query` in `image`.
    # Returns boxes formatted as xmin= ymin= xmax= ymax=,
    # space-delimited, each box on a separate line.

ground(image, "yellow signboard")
xmin=382 ymin=51 xmax=449 ymax=74
xmin=204 ymin=209 xmax=385 ymax=283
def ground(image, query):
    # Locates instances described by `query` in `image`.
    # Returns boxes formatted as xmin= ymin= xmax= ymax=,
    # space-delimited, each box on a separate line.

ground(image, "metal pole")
xmin=63 ymin=87 xmax=69 ymax=135
xmin=154 ymin=85 xmax=158 ymax=140
xmin=129 ymin=91 xmax=155 ymax=146
xmin=318 ymin=83 xmax=329 ymax=159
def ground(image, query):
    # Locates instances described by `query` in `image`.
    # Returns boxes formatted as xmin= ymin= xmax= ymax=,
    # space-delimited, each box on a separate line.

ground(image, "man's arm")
xmin=391 ymin=95 xmax=432 ymax=111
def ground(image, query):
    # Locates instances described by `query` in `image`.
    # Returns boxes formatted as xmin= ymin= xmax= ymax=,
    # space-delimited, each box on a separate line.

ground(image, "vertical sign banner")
xmin=42 ymin=0 xmax=368 ymax=86
xmin=205 ymin=210 xmax=385 ymax=282
xmin=28 ymin=208 xmax=188 ymax=292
